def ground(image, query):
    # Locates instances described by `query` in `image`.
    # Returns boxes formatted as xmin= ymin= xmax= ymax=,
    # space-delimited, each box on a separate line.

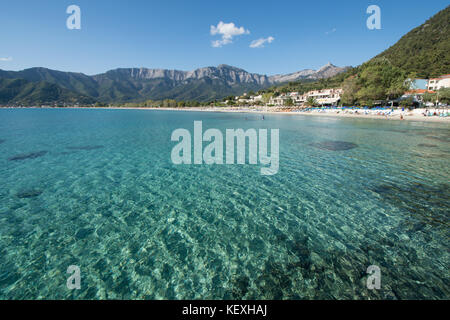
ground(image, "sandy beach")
xmin=81 ymin=106 xmax=450 ymax=123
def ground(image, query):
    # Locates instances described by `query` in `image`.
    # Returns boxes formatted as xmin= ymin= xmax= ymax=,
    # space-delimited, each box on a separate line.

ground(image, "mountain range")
xmin=0 ymin=63 xmax=348 ymax=105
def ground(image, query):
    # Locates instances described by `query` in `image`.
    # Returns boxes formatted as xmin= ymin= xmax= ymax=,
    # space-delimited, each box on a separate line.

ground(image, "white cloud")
xmin=0 ymin=57 xmax=12 ymax=61
xmin=210 ymin=21 xmax=250 ymax=47
xmin=249 ymin=36 xmax=275 ymax=48
xmin=325 ymin=28 xmax=337 ymax=35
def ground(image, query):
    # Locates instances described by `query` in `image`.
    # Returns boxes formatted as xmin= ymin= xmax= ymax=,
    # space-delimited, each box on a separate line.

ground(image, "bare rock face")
xmin=313 ymin=62 xmax=349 ymax=79
xmin=99 ymin=65 xmax=270 ymax=86
xmin=99 ymin=64 xmax=272 ymax=86
xmin=95 ymin=63 xmax=348 ymax=86
xmin=269 ymin=63 xmax=350 ymax=83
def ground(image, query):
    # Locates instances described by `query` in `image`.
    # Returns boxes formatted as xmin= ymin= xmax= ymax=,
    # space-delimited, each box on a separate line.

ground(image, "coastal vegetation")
xmin=427 ymin=87 xmax=450 ymax=104
xmin=340 ymin=58 xmax=409 ymax=106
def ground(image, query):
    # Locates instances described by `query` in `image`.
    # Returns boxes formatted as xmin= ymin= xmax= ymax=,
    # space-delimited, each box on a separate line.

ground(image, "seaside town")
xmin=205 ymin=73 xmax=449 ymax=120
xmin=232 ymin=74 xmax=450 ymax=108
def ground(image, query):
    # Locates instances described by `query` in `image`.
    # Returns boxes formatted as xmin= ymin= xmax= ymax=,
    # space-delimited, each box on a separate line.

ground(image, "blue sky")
xmin=0 ymin=0 xmax=448 ymax=75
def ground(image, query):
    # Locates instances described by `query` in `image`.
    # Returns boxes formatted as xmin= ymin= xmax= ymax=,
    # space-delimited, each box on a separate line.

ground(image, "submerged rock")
xmin=425 ymin=135 xmax=450 ymax=143
xmin=75 ymin=227 xmax=95 ymax=240
xmin=371 ymin=184 xmax=401 ymax=195
xmin=371 ymin=181 xmax=450 ymax=227
xmin=417 ymin=143 xmax=437 ymax=148
xmin=0 ymin=139 xmax=5 ymax=144
xmin=231 ymin=275 xmax=250 ymax=299
xmin=8 ymin=151 xmax=48 ymax=161
xmin=310 ymin=140 xmax=358 ymax=151
xmin=16 ymin=190 xmax=43 ymax=199
xmin=67 ymin=145 xmax=104 ymax=151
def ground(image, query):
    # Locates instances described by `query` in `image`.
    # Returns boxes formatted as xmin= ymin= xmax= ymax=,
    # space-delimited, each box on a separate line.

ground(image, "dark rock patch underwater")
xmin=67 ymin=145 xmax=104 ymax=151
xmin=16 ymin=190 xmax=43 ymax=199
xmin=371 ymin=181 xmax=450 ymax=227
xmin=8 ymin=151 xmax=48 ymax=161
xmin=417 ymin=143 xmax=438 ymax=148
xmin=309 ymin=140 xmax=358 ymax=151
xmin=425 ymin=135 xmax=450 ymax=143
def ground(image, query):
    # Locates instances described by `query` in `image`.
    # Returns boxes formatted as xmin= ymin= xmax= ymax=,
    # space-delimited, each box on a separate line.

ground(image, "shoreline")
xmin=3 ymin=106 xmax=450 ymax=123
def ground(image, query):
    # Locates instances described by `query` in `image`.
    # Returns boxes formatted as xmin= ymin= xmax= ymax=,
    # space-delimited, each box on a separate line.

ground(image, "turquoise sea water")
xmin=0 ymin=108 xmax=449 ymax=299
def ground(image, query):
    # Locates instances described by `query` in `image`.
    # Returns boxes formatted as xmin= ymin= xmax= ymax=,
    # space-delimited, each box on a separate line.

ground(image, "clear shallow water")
xmin=0 ymin=108 xmax=449 ymax=300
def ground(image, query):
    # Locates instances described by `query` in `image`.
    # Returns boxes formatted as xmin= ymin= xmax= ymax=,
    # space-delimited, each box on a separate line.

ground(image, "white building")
xmin=251 ymin=95 xmax=263 ymax=103
xmin=427 ymin=74 xmax=450 ymax=91
xmin=306 ymin=88 xmax=343 ymax=106
xmin=267 ymin=88 xmax=343 ymax=107
xmin=269 ymin=95 xmax=288 ymax=106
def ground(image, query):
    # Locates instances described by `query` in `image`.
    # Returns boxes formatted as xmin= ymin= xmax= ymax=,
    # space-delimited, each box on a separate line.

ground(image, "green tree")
xmin=285 ymin=98 xmax=294 ymax=107
xmin=399 ymin=97 xmax=415 ymax=108
xmin=340 ymin=76 xmax=360 ymax=106
xmin=422 ymin=92 xmax=437 ymax=103
xmin=305 ymin=96 xmax=318 ymax=107
xmin=262 ymin=92 xmax=273 ymax=104
xmin=437 ymin=88 xmax=450 ymax=104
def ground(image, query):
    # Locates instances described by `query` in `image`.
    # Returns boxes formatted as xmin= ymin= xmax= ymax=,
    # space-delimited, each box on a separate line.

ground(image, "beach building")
xmin=287 ymin=92 xmax=306 ymax=105
xmin=251 ymin=95 xmax=263 ymax=103
xmin=267 ymin=88 xmax=343 ymax=107
xmin=427 ymin=74 xmax=450 ymax=91
xmin=306 ymin=88 xmax=343 ymax=106
xmin=269 ymin=94 xmax=288 ymax=106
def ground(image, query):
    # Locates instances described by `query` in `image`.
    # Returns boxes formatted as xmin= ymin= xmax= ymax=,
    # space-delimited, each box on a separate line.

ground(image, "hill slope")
xmin=0 ymin=78 xmax=95 ymax=105
xmin=373 ymin=5 xmax=449 ymax=78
